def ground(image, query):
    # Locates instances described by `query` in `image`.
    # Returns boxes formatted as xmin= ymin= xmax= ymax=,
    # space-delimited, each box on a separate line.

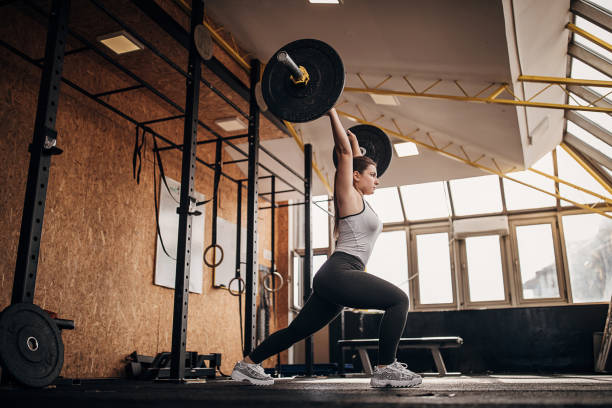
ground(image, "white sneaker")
xmin=370 ymin=360 xmax=422 ymax=388
xmin=230 ymin=360 xmax=274 ymax=386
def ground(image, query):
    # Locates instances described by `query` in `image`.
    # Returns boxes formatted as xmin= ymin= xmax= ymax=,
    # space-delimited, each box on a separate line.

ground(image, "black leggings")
xmin=249 ymin=251 xmax=409 ymax=365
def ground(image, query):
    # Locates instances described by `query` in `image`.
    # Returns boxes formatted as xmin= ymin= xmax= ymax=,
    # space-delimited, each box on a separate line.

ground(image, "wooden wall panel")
xmin=0 ymin=1 xmax=290 ymax=378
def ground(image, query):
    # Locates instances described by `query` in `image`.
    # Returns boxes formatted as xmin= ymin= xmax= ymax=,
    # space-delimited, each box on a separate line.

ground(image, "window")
xmin=514 ymin=223 xmax=561 ymax=300
xmin=292 ymin=253 xmax=301 ymax=309
xmin=312 ymin=254 xmax=328 ymax=277
xmin=364 ymin=187 xmax=404 ymax=223
xmin=312 ymin=195 xmax=330 ymax=248
xmin=557 ymin=147 xmax=611 ymax=206
xmin=413 ymin=231 xmax=454 ymax=305
xmin=449 ymin=175 xmax=503 ymax=216
xmin=464 ymin=235 xmax=506 ymax=302
xmin=573 ymin=16 xmax=612 ymax=64
xmin=562 ymin=213 xmax=612 ymax=303
xmin=367 ymin=230 xmax=409 ymax=294
xmin=566 ymin=119 xmax=612 ymax=160
xmin=570 ymin=59 xmax=611 ymax=102
xmin=400 ymin=181 xmax=451 ymax=220
xmin=292 ymin=253 xmax=328 ymax=309
xmin=503 ymin=153 xmax=556 ymax=210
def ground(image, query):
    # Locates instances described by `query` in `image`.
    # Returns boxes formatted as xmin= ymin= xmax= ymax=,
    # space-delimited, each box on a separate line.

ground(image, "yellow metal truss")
xmin=335 ymin=106 xmax=612 ymax=219
xmin=566 ymin=22 xmax=612 ymax=53
xmin=344 ymin=75 xmax=612 ymax=113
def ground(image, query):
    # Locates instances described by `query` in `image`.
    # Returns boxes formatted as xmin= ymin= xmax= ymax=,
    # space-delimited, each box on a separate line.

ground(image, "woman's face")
xmin=354 ymin=164 xmax=379 ymax=195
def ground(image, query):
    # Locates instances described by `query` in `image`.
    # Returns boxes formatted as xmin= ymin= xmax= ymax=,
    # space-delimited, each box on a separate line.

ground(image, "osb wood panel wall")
xmin=0 ymin=0 xmax=292 ymax=377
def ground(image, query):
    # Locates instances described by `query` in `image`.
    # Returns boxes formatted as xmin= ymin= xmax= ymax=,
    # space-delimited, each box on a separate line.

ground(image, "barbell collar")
xmin=277 ymin=51 xmax=306 ymax=84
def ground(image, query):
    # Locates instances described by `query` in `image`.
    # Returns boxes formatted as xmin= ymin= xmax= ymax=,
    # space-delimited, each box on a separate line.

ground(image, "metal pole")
xmin=271 ymin=176 xmax=276 ymax=309
xmin=169 ymin=0 xmax=203 ymax=381
xmin=210 ymin=139 xmax=222 ymax=264
xmin=236 ymin=180 xmax=243 ymax=282
xmin=304 ymin=143 xmax=314 ymax=376
xmin=12 ymin=0 xmax=70 ymax=305
xmin=244 ymin=59 xmax=261 ymax=355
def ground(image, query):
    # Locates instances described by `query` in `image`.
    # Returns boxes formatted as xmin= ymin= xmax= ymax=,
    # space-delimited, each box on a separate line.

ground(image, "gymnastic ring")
xmin=228 ymin=277 xmax=245 ymax=296
xmin=262 ymin=271 xmax=284 ymax=293
xmin=203 ymin=244 xmax=224 ymax=268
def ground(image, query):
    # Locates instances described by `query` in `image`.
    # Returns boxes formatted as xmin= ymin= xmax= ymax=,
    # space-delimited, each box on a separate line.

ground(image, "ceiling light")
xmin=369 ymin=93 xmax=399 ymax=106
xmin=309 ymin=0 xmax=341 ymax=3
xmin=215 ymin=117 xmax=247 ymax=132
xmin=98 ymin=31 xmax=143 ymax=55
xmin=394 ymin=142 xmax=419 ymax=157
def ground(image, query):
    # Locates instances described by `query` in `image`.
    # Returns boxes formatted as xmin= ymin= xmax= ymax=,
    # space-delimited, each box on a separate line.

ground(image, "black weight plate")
xmin=0 ymin=303 xmax=64 ymax=387
xmin=262 ymin=39 xmax=345 ymax=123
xmin=332 ymin=124 xmax=393 ymax=177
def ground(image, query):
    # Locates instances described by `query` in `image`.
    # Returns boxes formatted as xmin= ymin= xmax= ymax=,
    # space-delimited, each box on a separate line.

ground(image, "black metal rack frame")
xmin=2 ymin=0 xmax=317 ymax=380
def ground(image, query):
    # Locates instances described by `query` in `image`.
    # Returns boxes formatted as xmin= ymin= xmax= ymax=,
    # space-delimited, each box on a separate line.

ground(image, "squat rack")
xmin=3 ymin=0 xmax=318 ymax=381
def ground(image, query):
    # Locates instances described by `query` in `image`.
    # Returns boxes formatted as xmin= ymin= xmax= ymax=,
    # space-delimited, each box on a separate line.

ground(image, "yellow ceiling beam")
xmin=518 ymin=75 xmax=612 ymax=87
xmin=566 ymin=22 xmax=612 ymax=53
xmin=343 ymin=86 xmax=612 ymax=113
xmin=335 ymin=109 xmax=612 ymax=219
xmin=561 ymin=142 xmax=612 ymax=196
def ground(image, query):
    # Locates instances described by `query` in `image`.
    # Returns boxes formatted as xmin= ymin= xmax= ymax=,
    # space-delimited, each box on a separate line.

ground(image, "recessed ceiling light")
xmin=394 ymin=142 xmax=419 ymax=157
xmin=215 ymin=117 xmax=247 ymax=132
xmin=98 ymin=31 xmax=143 ymax=55
xmin=369 ymin=93 xmax=399 ymax=106
xmin=309 ymin=0 xmax=341 ymax=3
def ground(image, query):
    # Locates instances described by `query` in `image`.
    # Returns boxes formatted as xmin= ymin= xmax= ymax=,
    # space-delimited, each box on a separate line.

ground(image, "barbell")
xmin=261 ymin=39 xmax=393 ymax=176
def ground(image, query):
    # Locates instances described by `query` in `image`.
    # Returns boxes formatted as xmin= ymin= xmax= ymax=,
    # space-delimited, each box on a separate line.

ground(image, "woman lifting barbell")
xmin=230 ymin=108 xmax=422 ymax=388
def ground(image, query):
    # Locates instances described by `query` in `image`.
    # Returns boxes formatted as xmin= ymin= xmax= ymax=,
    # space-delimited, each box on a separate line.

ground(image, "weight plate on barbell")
xmin=262 ymin=39 xmax=345 ymax=123
xmin=332 ymin=124 xmax=393 ymax=177
xmin=0 ymin=303 xmax=64 ymax=387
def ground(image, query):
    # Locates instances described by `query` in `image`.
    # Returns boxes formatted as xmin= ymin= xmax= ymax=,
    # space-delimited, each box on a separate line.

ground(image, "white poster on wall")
xmin=213 ymin=217 xmax=247 ymax=292
xmin=154 ymin=177 xmax=205 ymax=294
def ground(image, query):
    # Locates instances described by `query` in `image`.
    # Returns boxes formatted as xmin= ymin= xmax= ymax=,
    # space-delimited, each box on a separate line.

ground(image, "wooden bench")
xmin=337 ymin=336 xmax=463 ymax=376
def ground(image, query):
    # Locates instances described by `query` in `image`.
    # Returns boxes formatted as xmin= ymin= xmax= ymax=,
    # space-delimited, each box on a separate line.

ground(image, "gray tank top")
xmin=334 ymin=198 xmax=383 ymax=265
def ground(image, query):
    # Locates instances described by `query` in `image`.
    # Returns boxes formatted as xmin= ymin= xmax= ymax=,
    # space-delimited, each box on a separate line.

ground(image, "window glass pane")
xmin=312 ymin=254 xmax=328 ymax=277
xmin=450 ymin=175 xmax=503 ymax=216
xmin=312 ymin=195 xmax=329 ymax=248
xmin=587 ymin=0 xmax=611 ymax=13
xmin=367 ymin=230 xmax=409 ymax=294
xmin=465 ymin=236 xmax=505 ymax=302
xmin=570 ymin=59 xmax=611 ymax=101
xmin=293 ymin=254 xmax=301 ymax=308
xmin=574 ymin=16 xmax=612 ymax=62
xmin=566 ymin=119 xmax=612 ymax=160
xmin=416 ymin=232 xmax=453 ymax=304
xmin=562 ymin=213 xmax=612 ymax=303
xmin=364 ymin=187 xmax=404 ymax=223
xmin=567 ymin=94 xmax=612 ymax=138
xmin=503 ymin=153 xmax=556 ymax=210
xmin=400 ymin=181 xmax=451 ymax=220
xmin=557 ymin=147 xmax=611 ymax=206
xmin=515 ymin=224 xmax=560 ymax=299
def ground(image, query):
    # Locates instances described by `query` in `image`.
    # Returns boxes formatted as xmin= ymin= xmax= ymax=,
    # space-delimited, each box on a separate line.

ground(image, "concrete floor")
xmin=2 ymin=374 xmax=612 ymax=407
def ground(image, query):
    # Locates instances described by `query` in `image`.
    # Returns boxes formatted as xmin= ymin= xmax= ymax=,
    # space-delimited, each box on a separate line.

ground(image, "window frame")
xmin=457 ymin=233 xmax=513 ymax=308
xmin=409 ymin=223 xmax=459 ymax=311
xmin=508 ymin=214 xmax=568 ymax=305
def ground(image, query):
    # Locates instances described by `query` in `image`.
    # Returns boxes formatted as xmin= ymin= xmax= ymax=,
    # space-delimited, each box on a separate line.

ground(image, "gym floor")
xmin=2 ymin=374 xmax=612 ymax=407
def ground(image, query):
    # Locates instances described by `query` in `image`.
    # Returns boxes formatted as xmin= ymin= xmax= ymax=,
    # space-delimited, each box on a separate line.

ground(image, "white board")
xmin=154 ymin=177 xmax=205 ymax=294
xmin=213 ymin=217 xmax=246 ymax=292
